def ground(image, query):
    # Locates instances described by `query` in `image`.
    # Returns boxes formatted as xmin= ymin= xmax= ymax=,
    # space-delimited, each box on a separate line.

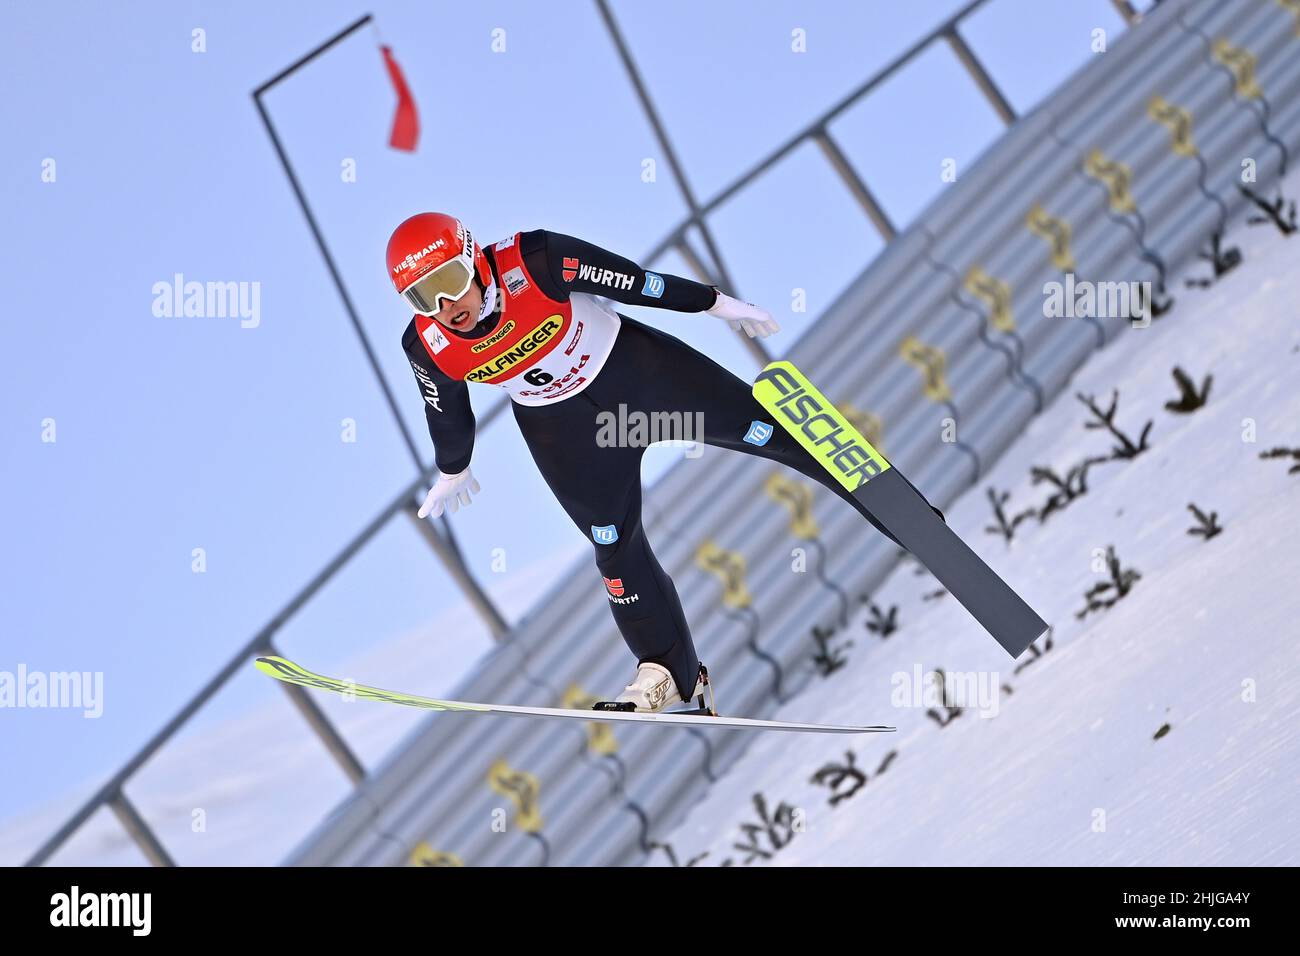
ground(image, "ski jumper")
xmin=403 ymin=229 xmax=932 ymax=700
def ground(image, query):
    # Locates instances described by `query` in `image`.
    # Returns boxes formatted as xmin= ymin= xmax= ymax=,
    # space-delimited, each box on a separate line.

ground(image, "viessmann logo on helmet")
xmin=392 ymin=238 xmax=448 ymax=275
xmin=465 ymin=316 xmax=563 ymax=382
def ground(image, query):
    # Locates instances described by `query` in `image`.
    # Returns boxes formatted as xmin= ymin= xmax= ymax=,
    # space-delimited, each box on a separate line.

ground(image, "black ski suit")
xmin=404 ymin=229 xmax=934 ymax=700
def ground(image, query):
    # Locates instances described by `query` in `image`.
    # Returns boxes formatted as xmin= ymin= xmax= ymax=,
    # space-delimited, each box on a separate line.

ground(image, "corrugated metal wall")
xmin=286 ymin=0 xmax=1300 ymax=866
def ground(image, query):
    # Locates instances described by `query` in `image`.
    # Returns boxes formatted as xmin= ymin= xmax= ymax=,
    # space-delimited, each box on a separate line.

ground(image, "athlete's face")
xmin=432 ymin=281 xmax=483 ymax=332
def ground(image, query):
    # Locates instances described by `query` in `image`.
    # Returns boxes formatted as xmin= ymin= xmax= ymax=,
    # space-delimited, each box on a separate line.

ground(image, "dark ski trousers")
xmin=512 ymin=316 xmax=937 ymax=700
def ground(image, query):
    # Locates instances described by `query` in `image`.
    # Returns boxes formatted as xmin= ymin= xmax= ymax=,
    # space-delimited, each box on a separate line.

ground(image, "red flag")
xmin=381 ymin=45 xmax=419 ymax=152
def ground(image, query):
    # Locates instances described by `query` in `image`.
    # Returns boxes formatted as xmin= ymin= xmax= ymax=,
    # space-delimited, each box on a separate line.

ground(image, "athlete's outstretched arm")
xmin=523 ymin=229 xmax=779 ymax=338
xmin=528 ymin=229 xmax=714 ymax=310
xmin=402 ymin=321 xmax=476 ymax=475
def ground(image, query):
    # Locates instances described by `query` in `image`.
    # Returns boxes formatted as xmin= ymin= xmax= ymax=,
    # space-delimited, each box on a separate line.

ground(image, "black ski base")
xmin=855 ymin=469 xmax=1049 ymax=657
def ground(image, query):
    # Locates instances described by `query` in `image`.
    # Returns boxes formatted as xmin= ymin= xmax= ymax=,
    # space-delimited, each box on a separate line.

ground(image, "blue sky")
xmin=0 ymin=0 xmax=1140 ymax=845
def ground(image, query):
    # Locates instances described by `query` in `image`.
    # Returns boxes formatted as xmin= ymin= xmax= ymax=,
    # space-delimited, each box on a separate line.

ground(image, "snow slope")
xmin=650 ymin=184 xmax=1300 ymax=867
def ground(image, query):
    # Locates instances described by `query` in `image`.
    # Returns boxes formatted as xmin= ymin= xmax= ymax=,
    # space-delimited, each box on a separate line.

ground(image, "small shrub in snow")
xmin=1239 ymin=183 xmax=1297 ymax=235
xmin=809 ymin=749 xmax=898 ymax=807
xmin=647 ymin=842 xmax=709 ymax=867
xmin=1078 ymin=390 xmax=1152 ymax=460
xmin=1076 ymin=546 xmax=1141 ymax=620
xmin=1030 ymin=456 xmax=1110 ymax=523
xmin=864 ymin=603 xmax=899 ymax=638
xmin=1186 ymin=503 xmax=1223 ymax=540
xmin=810 ymin=623 xmax=852 ymax=677
xmin=724 ymin=793 xmax=800 ymax=865
xmin=1013 ymin=628 xmax=1056 ymax=675
xmin=1164 ymin=366 xmax=1212 ymax=413
xmin=925 ymin=669 xmax=965 ymax=728
xmin=1184 ymin=232 xmax=1242 ymax=288
xmin=985 ymin=486 xmax=1035 ymax=542
xmin=1259 ymin=447 xmax=1300 ymax=475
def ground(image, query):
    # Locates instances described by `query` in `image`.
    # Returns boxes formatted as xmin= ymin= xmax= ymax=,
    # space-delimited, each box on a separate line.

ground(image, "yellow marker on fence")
xmin=964 ymin=266 xmax=1016 ymax=332
xmin=408 ymin=842 xmax=464 ymax=867
xmin=488 ymin=759 xmax=543 ymax=834
xmin=1212 ymin=40 xmax=1263 ymax=99
xmin=899 ymin=336 xmax=954 ymax=404
xmin=1026 ymin=204 xmax=1076 ymax=272
xmin=1148 ymin=95 xmax=1197 ymax=157
xmin=1277 ymin=0 xmax=1300 ymax=37
xmin=1083 ymin=150 xmax=1137 ymax=214
xmin=764 ymin=472 xmax=821 ymax=539
xmin=694 ymin=540 xmax=752 ymax=609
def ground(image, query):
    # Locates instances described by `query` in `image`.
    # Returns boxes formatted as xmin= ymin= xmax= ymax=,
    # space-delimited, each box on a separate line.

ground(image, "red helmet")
xmin=386 ymin=213 xmax=492 ymax=314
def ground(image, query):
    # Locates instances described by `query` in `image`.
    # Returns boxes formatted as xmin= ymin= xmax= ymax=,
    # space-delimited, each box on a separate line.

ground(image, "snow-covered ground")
xmin=649 ymin=187 xmax=1300 ymax=866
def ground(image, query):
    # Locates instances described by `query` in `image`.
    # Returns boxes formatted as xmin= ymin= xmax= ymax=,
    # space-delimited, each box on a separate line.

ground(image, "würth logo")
xmin=602 ymin=576 xmax=640 ymax=605
xmin=562 ymin=257 xmax=579 ymax=282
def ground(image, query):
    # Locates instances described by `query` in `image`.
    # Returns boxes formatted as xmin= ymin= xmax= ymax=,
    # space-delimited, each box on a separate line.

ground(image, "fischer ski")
xmin=753 ymin=360 xmax=1049 ymax=658
xmin=254 ymin=656 xmax=895 ymax=735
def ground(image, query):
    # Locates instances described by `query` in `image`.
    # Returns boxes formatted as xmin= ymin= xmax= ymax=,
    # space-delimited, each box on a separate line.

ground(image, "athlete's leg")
xmin=512 ymin=396 xmax=701 ymax=699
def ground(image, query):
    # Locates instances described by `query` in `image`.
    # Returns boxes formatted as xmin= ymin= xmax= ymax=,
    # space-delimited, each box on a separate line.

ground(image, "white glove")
xmin=707 ymin=290 xmax=780 ymax=339
xmin=417 ymin=467 xmax=481 ymax=519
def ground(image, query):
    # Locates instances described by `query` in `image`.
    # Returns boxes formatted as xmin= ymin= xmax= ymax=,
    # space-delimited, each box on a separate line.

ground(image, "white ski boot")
xmin=594 ymin=662 xmax=714 ymax=715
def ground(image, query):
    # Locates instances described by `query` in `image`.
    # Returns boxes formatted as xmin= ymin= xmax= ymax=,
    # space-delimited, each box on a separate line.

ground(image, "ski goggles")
xmin=401 ymin=233 xmax=477 ymax=315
